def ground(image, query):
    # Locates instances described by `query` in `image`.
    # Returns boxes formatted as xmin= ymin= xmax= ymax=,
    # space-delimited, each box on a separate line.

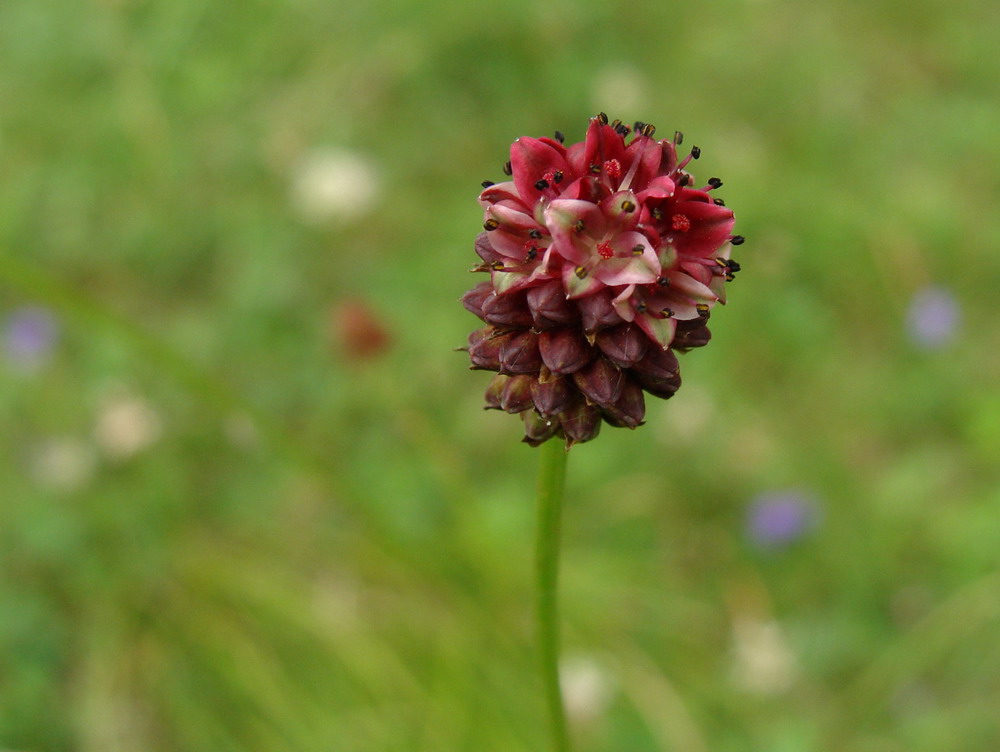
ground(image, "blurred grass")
xmin=2 ymin=0 xmax=1000 ymax=749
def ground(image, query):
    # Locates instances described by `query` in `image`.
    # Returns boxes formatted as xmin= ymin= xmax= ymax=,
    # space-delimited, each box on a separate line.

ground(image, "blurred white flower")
xmin=290 ymin=148 xmax=379 ymax=224
xmin=28 ymin=437 xmax=97 ymax=492
xmin=560 ymin=655 xmax=614 ymax=723
xmin=590 ymin=64 xmax=647 ymax=117
xmin=729 ymin=618 xmax=797 ymax=695
xmin=93 ymin=394 xmax=162 ymax=460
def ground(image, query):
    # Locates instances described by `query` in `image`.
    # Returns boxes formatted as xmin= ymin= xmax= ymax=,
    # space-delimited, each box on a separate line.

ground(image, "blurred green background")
xmin=2 ymin=0 xmax=999 ymax=749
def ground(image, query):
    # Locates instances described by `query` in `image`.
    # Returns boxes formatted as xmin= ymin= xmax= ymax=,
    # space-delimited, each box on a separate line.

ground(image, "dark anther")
xmin=631 ymin=244 xmax=644 ymax=256
xmin=696 ymin=303 xmax=710 ymax=316
xmin=526 ymin=247 xmax=538 ymax=261
xmin=677 ymin=174 xmax=690 ymax=186
xmin=673 ymin=130 xmax=684 ymax=145
xmin=529 ymin=229 xmax=542 ymax=239
xmin=727 ymin=259 xmax=742 ymax=272
xmin=615 ymin=124 xmax=630 ymax=136
xmin=651 ymin=207 xmax=664 ymax=220
xmin=573 ymin=219 xmax=585 ymax=233
xmin=642 ymin=123 xmax=656 ymax=137
xmin=621 ymin=200 xmax=636 ymax=213
xmin=707 ymin=177 xmax=723 ymax=189
xmin=535 ymin=179 xmax=549 ymax=190
xmin=554 ymin=130 xmax=565 ymax=143
xmin=553 ymin=170 xmax=564 ymax=184
xmin=656 ymin=275 xmax=670 ymax=286
xmin=484 ymin=219 xmax=500 ymax=231
xmin=662 ymin=308 xmax=674 ymax=318
xmin=611 ymin=118 xmax=622 ymax=129
xmin=726 ymin=272 xmax=735 ymax=281
xmin=690 ymin=146 xmax=701 ymax=159
xmin=503 ymin=161 xmax=513 ymax=175
xmin=589 ymin=163 xmax=601 ymax=174
xmin=597 ymin=112 xmax=609 ymax=124
xmin=481 ymin=180 xmax=495 ymax=188
xmin=635 ymin=301 xmax=648 ymax=313
xmin=575 ymin=266 xmax=589 ymax=279
xmin=731 ymin=235 xmax=745 ymax=246
xmin=713 ymin=198 xmax=726 ymax=206
xmin=491 ymin=261 xmax=505 ymax=270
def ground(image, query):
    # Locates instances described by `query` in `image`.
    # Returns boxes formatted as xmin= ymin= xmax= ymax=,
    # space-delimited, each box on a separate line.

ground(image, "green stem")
xmin=535 ymin=438 xmax=570 ymax=752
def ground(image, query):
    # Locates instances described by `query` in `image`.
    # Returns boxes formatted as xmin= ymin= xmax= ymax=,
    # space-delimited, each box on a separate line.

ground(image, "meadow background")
xmin=2 ymin=0 xmax=1000 ymax=749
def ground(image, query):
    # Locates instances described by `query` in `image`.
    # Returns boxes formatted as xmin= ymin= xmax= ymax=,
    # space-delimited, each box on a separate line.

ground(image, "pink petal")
xmin=635 ymin=312 xmax=677 ymax=350
xmin=636 ymin=175 xmax=676 ymax=202
xmin=623 ymin=135 xmax=662 ymax=190
xmin=666 ymin=271 xmax=719 ymax=303
xmin=672 ymin=200 xmax=735 ymax=257
xmin=510 ymin=137 xmax=570 ymax=208
xmin=595 ymin=257 xmax=657 ymax=287
xmin=583 ymin=118 xmax=626 ymax=174
xmin=562 ymin=262 xmax=604 ymax=299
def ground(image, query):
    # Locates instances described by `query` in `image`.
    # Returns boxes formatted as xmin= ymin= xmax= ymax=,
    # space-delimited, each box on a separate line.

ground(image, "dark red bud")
xmin=577 ymin=291 xmax=623 ymax=333
xmin=498 ymin=330 xmax=542 ymax=374
xmin=482 ymin=291 xmax=534 ymax=327
xmin=468 ymin=328 xmax=505 ymax=371
xmin=526 ymin=280 xmax=579 ymax=329
xmin=571 ymin=357 xmax=626 ymax=407
xmin=530 ymin=374 xmax=574 ymax=417
xmin=595 ymin=323 xmax=648 ymax=368
xmin=631 ymin=345 xmax=679 ymax=381
xmin=601 ymin=378 xmax=645 ymax=428
xmin=500 ymin=374 xmax=535 ymax=413
xmin=559 ymin=401 xmax=602 ymax=446
xmin=473 ymin=232 xmax=503 ymax=266
xmin=672 ymin=321 xmax=712 ymax=351
xmin=483 ymin=373 xmax=508 ymax=409
xmin=538 ymin=328 xmax=594 ymax=375
xmin=521 ymin=410 xmax=559 ymax=446
xmin=634 ymin=370 xmax=681 ymax=399
xmin=461 ymin=282 xmax=493 ymax=320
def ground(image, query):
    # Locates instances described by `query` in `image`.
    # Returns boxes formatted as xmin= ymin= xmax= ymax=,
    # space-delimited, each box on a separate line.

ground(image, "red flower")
xmin=464 ymin=115 xmax=742 ymax=446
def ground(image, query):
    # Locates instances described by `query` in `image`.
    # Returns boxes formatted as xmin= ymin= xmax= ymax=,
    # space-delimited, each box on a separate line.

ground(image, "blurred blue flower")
xmin=4 ymin=305 xmax=58 ymax=368
xmin=906 ymin=286 xmax=960 ymax=349
xmin=746 ymin=490 xmax=818 ymax=549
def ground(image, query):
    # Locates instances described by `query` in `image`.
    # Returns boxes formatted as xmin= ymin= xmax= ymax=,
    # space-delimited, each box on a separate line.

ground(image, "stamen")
xmin=635 ymin=301 xmax=648 ymax=313
xmin=484 ymin=219 xmax=500 ymax=231
xmin=575 ymin=266 xmax=589 ymax=278
xmin=642 ymin=123 xmax=656 ymax=137
xmin=727 ymin=260 xmax=742 ymax=272
xmin=676 ymin=174 xmax=690 ymax=187
xmin=631 ymin=244 xmax=644 ymax=256
xmin=651 ymin=207 xmax=664 ymax=220
xmin=706 ymin=177 xmax=723 ymax=189
xmin=482 ymin=180 xmax=495 ymax=188
xmin=633 ymin=121 xmax=647 ymax=134
xmin=661 ymin=308 xmax=674 ymax=318
xmin=673 ymin=130 xmax=684 ymax=145
xmin=554 ymin=130 xmax=565 ymax=143
xmin=731 ymin=235 xmax=745 ymax=245
xmin=597 ymin=112 xmax=609 ymax=124
xmin=525 ymin=246 xmax=538 ymax=261
xmin=491 ymin=261 xmax=505 ymax=270
xmin=535 ymin=179 xmax=549 ymax=190
xmin=553 ymin=170 xmax=564 ymax=184
xmin=621 ymin=200 xmax=636 ymax=213
xmin=696 ymin=304 xmax=710 ymax=316
xmin=690 ymin=146 xmax=701 ymax=159
xmin=713 ymin=198 xmax=726 ymax=206
xmin=573 ymin=219 xmax=586 ymax=233
xmin=656 ymin=276 xmax=670 ymax=286
xmin=503 ymin=161 xmax=512 ymax=175
xmin=529 ymin=229 xmax=542 ymax=239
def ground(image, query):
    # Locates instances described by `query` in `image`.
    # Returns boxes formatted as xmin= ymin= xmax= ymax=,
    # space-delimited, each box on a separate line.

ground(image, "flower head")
xmin=463 ymin=115 xmax=742 ymax=447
